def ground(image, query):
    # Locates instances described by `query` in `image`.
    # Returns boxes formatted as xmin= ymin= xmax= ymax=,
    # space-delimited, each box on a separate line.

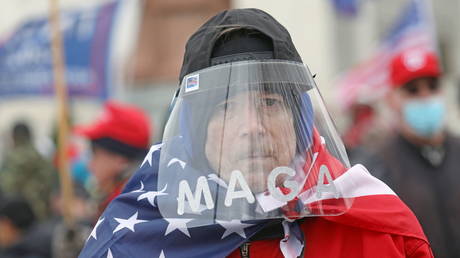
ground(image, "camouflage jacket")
xmin=0 ymin=143 xmax=57 ymax=220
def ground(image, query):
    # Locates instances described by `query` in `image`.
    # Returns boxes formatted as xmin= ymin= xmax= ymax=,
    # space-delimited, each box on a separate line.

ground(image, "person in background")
xmin=70 ymin=154 xmax=92 ymax=188
xmin=0 ymin=121 xmax=57 ymax=221
xmin=51 ymin=116 xmax=92 ymax=188
xmin=0 ymin=196 xmax=51 ymax=258
xmin=74 ymin=101 xmax=151 ymax=217
xmin=364 ymin=49 xmax=460 ymax=257
xmin=342 ymin=104 xmax=377 ymax=163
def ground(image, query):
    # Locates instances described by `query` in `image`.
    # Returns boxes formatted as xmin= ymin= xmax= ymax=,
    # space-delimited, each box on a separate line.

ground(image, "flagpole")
xmin=48 ymin=0 xmax=75 ymax=227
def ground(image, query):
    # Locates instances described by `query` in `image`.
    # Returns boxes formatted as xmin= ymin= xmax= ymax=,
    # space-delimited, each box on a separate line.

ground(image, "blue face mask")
xmin=402 ymin=97 xmax=445 ymax=137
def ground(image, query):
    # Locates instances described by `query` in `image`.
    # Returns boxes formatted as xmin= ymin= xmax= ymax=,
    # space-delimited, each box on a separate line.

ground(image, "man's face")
xmin=388 ymin=77 xmax=444 ymax=137
xmin=88 ymin=146 xmax=128 ymax=189
xmin=0 ymin=218 xmax=15 ymax=247
xmin=392 ymin=77 xmax=441 ymax=110
xmin=205 ymin=90 xmax=297 ymax=193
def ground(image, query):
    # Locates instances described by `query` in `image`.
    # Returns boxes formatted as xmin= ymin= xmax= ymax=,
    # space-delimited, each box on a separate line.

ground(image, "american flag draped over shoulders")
xmin=79 ymin=143 xmax=270 ymax=258
xmin=80 ymin=138 xmax=430 ymax=257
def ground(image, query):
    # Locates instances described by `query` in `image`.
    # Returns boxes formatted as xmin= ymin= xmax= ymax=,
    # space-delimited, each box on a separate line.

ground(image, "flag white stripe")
xmin=299 ymin=164 xmax=396 ymax=205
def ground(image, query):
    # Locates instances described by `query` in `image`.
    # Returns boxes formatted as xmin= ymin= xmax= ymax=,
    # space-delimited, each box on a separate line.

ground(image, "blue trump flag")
xmin=331 ymin=0 xmax=359 ymax=17
xmin=79 ymin=143 xmax=271 ymax=258
xmin=0 ymin=1 xmax=118 ymax=99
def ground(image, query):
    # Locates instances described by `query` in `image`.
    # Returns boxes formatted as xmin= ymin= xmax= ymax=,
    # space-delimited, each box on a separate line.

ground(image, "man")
xmin=80 ymin=9 xmax=431 ymax=257
xmin=0 ymin=122 xmax=56 ymax=221
xmin=0 ymin=197 xmax=51 ymax=258
xmin=75 ymin=101 xmax=151 ymax=215
xmin=365 ymin=49 xmax=460 ymax=258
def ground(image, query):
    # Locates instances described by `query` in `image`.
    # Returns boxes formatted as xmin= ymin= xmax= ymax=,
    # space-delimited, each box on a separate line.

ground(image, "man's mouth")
xmin=240 ymin=151 xmax=273 ymax=161
xmin=236 ymin=144 xmax=274 ymax=162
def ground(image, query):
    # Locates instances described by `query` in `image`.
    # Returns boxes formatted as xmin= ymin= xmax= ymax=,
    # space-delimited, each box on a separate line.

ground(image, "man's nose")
xmin=417 ymin=85 xmax=433 ymax=97
xmin=238 ymin=106 xmax=267 ymax=137
xmin=416 ymin=80 xmax=437 ymax=98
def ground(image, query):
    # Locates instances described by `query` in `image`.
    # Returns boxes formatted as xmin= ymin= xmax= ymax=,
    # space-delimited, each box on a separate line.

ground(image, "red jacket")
xmin=227 ymin=130 xmax=432 ymax=257
xmin=228 ymin=195 xmax=432 ymax=258
xmin=97 ymin=180 xmax=126 ymax=219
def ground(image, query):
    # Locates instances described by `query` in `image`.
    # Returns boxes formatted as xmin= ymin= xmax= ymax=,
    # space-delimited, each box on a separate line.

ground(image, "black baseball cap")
xmin=179 ymin=8 xmax=303 ymax=83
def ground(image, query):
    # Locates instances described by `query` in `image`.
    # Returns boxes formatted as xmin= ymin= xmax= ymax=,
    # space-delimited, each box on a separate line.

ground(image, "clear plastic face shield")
xmin=158 ymin=60 xmax=354 ymax=227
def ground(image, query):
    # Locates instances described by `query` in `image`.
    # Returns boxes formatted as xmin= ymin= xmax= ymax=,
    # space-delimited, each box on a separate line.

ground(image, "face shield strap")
xmin=211 ymin=51 xmax=274 ymax=66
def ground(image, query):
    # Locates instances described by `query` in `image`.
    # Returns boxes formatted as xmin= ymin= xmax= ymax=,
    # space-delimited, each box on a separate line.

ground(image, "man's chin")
xmin=239 ymin=168 xmax=271 ymax=193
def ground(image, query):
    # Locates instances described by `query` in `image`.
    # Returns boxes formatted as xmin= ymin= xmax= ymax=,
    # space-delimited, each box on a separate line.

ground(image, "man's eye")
xmin=404 ymin=85 xmax=419 ymax=95
xmin=263 ymin=98 xmax=281 ymax=107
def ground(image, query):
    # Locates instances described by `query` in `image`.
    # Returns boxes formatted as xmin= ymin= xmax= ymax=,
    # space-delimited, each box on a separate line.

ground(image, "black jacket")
xmin=0 ymin=221 xmax=54 ymax=258
xmin=364 ymin=133 xmax=460 ymax=258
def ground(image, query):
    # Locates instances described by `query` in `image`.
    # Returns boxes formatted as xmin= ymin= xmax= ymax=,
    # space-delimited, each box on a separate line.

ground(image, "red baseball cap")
xmin=75 ymin=101 xmax=151 ymax=150
xmin=390 ymin=49 xmax=441 ymax=88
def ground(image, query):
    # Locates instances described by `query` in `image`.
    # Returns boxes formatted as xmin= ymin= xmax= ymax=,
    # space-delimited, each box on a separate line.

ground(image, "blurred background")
xmin=1 ymin=0 xmax=459 ymax=150
xmin=0 ymin=0 xmax=459 ymax=257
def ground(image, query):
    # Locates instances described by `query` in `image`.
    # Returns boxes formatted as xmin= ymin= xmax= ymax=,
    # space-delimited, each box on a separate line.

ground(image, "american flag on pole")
xmin=336 ymin=0 xmax=437 ymax=109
